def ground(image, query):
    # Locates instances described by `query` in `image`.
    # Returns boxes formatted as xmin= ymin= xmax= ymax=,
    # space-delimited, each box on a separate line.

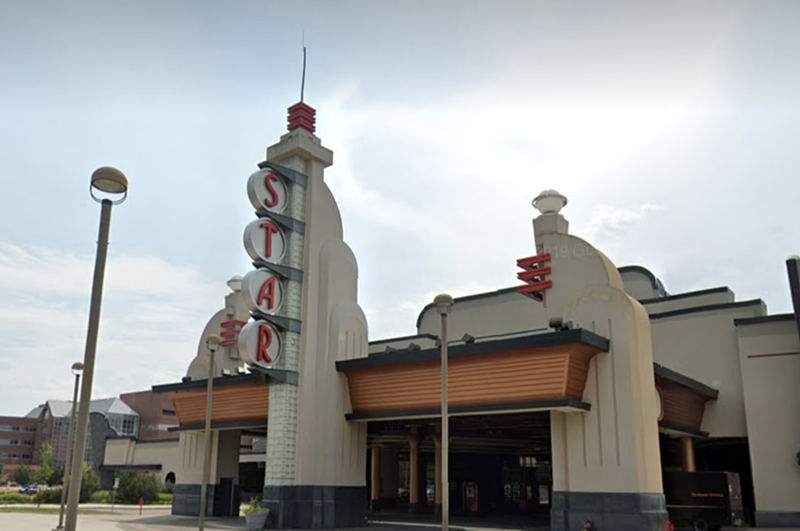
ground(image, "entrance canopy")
xmin=337 ymin=329 xmax=609 ymax=421
xmin=153 ymin=373 xmax=269 ymax=432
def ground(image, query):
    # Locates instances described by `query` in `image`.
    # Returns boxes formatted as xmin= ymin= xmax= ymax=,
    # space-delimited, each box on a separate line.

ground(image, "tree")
xmin=79 ymin=463 xmax=100 ymax=503
xmin=117 ymin=470 xmax=161 ymax=504
xmin=0 ymin=460 xmax=8 ymax=485
xmin=35 ymin=444 xmax=54 ymax=485
xmin=15 ymin=465 xmax=31 ymax=486
xmin=51 ymin=464 xmax=65 ymax=487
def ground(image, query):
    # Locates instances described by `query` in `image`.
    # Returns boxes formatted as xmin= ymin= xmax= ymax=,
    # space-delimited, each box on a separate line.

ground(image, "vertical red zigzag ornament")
xmin=516 ymin=253 xmax=552 ymax=302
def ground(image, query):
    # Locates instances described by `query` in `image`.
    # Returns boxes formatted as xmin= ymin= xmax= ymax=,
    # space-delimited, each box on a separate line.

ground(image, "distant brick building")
xmin=0 ymin=416 xmax=40 ymax=479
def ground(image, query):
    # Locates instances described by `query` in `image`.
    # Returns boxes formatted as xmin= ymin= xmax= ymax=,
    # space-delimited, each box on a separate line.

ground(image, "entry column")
xmin=681 ymin=437 xmax=696 ymax=472
xmin=408 ymin=427 xmax=421 ymax=513
xmin=370 ymin=446 xmax=381 ymax=511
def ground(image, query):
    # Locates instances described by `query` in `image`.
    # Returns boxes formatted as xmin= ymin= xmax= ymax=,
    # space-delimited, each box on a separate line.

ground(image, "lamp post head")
xmin=205 ymin=334 xmax=222 ymax=355
xmin=434 ymin=293 xmax=454 ymax=316
xmin=90 ymin=166 xmax=128 ymax=204
xmin=71 ymin=362 xmax=84 ymax=375
xmin=226 ymin=275 xmax=243 ymax=292
xmin=532 ymin=189 xmax=567 ymax=215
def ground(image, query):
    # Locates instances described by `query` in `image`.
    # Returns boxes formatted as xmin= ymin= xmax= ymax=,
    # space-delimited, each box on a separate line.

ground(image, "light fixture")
xmin=90 ymin=166 xmax=128 ymax=204
xmin=532 ymin=189 xmax=567 ymax=215
xmin=71 ymin=362 xmax=84 ymax=375
xmin=434 ymin=293 xmax=454 ymax=316
xmin=206 ymin=334 xmax=222 ymax=354
xmin=226 ymin=275 xmax=243 ymax=292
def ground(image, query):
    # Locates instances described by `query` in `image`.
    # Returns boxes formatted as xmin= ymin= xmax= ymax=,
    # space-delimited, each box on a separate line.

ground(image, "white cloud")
xmin=0 ymin=241 xmax=225 ymax=416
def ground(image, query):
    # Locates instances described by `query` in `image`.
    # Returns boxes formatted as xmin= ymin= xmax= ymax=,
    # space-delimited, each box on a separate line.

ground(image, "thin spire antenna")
xmin=301 ymin=32 xmax=307 ymax=102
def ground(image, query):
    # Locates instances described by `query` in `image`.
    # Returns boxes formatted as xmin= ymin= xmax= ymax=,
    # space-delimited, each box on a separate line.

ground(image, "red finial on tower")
xmin=287 ymin=102 xmax=316 ymax=133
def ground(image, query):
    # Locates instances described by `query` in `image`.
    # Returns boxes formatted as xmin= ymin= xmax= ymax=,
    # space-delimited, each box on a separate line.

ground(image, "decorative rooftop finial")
xmin=287 ymin=102 xmax=316 ymax=133
xmin=532 ymin=189 xmax=567 ymax=215
xmin=300 ymin=32 xmax=306 ymax=103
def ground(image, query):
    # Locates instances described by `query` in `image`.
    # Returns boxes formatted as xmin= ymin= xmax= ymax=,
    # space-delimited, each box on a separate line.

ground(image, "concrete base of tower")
xmin=261 ymin=485 xmax=367 ymax=529
xmin=171 ymin=484 xmax=217 ymax=516
xmin=756 ymin=510 xmax=800 ymax=528
xmin=550 ymin=491 xmax=668 ymax=531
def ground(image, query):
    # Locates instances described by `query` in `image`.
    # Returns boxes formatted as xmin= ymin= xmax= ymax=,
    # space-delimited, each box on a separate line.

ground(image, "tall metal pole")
xmin=198 ymin=347 xmax=216 ymax=531
xmin=441 ymin=312 xmax=449 ymax=531
xmin=64 ymin=199 xmax=113 ymax=531
xmin=55 ymin=371 xmax=81 ymax=530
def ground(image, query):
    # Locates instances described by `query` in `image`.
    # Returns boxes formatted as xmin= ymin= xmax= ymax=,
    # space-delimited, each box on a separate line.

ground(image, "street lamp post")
xmin=54 ymin=362 xmax=84 ymax=531
xmin=434 ymin=293 xmax=454 ymax=531
xmin=64 ymin=167 xmax=128 ymax=531
xmin=199 ymin=334 xmax=222 ymax=531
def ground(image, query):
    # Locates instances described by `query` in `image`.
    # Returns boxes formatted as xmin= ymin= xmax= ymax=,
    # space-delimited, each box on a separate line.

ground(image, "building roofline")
xmin=415 ymin=287 xmax=519 ymax=329
xmin=618 ymin=265 xmax=661 ymax=290
xmin=101 ymin=464 xmax=162 ymax=471
xmin=370 ymin=333 xmax=439 ymax=346
xmin=659 ymin=420 xmax=708 ymax=438
xmin=734 ymin=313 xmax=796 ymax=326
xmin=337 ymin=328 xmax=609 ymax=372
xmin=345 ymin=398 xmax=591 ymax=421
xmin=648 ymin=299 xmax=765 ymax=321
xmin=152 ymin=373 xmax=262 ymax=394
xmin=168 ymin=419 xmax=267 ymax=432
xmin=639 ymin=286 xmax=731 ymax=305
xmin=654 ymin=363 xmax=719 ymax=399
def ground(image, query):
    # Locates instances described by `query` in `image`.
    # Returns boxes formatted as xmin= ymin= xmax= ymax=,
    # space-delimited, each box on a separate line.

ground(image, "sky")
xmin=1 ymin=1 xmax=800 ymax=415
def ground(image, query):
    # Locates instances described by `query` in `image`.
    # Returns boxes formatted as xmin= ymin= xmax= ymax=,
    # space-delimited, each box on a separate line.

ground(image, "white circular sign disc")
xmin=238 ymin=320 xmax=282 ymax=369
xmin=242 ymin=268 xmax=284 ymax=315
xmin=247 ymin=169 xmax=288 ymax=213
xmin=243 ymin=218 xmax=286 ymax=263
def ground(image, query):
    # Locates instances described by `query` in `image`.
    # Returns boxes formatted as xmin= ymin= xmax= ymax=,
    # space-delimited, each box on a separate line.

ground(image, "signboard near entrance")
xmin=239 ymin=165 xmax=301 ymax=370
xmin=239 ymin=316 xmax=283 ymax=369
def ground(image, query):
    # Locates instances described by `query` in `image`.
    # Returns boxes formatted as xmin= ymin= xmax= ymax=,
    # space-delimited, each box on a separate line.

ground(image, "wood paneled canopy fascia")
xmin=337 ymin=329 xmax=609 ymax=421
xmin=153 ymin=374 xmax=269 ymax=430
xmin=654 ymin=362 xmax=719 ymax=438
xmin=338 ymin=328 xmax=610 ymax=371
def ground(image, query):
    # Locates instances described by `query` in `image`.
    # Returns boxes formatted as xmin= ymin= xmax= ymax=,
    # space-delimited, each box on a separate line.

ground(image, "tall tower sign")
xmin=238 ymin=165 xmax=303 ymax=370
xmin=234 ymin=102 xmax=369 ymax=528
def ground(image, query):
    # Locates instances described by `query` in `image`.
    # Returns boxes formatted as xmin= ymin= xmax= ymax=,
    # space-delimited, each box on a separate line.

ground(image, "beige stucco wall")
xmin=369 ymin=335 xmax=437 ymax=355
xmin=215 ymin=430 xmax=240 ymax=482
xmin=104 ymin=438 xmax=135 ymax=466
xmin=533 ymin=214 xmax=662 ymax=496
xmin=620 ymin=270 xmax=659 ymax=301
xmin=418 ymin=289 xmax=548 ymax=339
xmin=650 ymin=303 xmax=766 ymax=437
xmin=104 ymin=438 xmax=180 ymax=484
xmin=642 ymin=289 xmax=735 ymax=315
xmin=268 ymin=129 xmax=368 ymax=488
xmin=554 ymin=285 xmax=663 ymax=494
xmin=738 ymin=318 xmax=800 ymax=515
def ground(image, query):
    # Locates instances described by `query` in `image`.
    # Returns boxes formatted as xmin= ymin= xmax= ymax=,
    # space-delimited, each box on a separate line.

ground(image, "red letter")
xmin=257 ymin=324 xmax=273 ymax=363
xmin=260 ymin=222 xmax=280 ymax=259
xmin=257 ymin=276 xmax=277 ymax=310
xmin=263 ymin=173 xmax=281 ymax=208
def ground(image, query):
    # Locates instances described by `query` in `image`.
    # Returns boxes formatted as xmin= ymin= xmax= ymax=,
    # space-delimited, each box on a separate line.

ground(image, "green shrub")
xmin=79 ymin=464 xmax=100 ymax=503
xmin=14 ymin=465 xmax=31 ymax=487
xmin=90 ymin=490 xmax=112 ymax=503
xmin=117 ymin=471 xmax=161 ymax=504
xmin=157 ymin=492 xmax=173 ymax=505
xmin=34 ymin=488 xmax=62 ymax=504
xmin=0 ymin=492 xmax=34 ymax=504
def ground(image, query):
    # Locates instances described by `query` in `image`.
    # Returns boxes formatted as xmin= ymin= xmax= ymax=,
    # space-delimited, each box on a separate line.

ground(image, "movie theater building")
xmin=153 ymin=101 xmax=800 ymax=530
